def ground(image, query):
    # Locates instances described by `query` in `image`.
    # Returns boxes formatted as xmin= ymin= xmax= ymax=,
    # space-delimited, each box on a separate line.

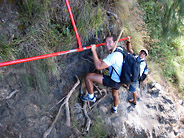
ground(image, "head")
xmin=105 ymin=34 xmax=117 ymax=53
xmin=139 ymin=49 xmax=148 ymax=59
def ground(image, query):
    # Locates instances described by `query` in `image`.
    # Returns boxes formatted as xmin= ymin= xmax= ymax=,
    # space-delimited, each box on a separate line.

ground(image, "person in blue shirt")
xmin=126 ymin=36 xmax=148 ymax=105
xmin=80 ymin=34 xmax=123 ymax=113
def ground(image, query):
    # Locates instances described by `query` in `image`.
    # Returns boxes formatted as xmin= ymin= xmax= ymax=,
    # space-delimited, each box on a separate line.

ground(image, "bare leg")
xmin=133 ymin=92 xmax=136 ymax=103
xmin=111 ymin=88 xmax=119 ymax=107
xmin=129 ymin=92 xmax=137 ymax=105
xmin=85 ymin=73 xmax=103 ymax=94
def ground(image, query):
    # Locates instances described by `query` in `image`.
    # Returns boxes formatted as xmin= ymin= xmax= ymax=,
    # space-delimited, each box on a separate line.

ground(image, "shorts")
xmin=129 ymin=81 xmax=138 ymax=92
xmin=102 ymin=75 xmax=121 ymax=90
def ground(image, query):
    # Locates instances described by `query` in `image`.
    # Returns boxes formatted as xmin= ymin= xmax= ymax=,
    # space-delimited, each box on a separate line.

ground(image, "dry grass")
xmin=112 ymin=0 xmax=148 ymax=54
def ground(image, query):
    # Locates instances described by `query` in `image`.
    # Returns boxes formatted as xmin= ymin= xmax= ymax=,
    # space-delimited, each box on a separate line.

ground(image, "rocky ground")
xmin=71 ymin=80 xmax=184 ymax=138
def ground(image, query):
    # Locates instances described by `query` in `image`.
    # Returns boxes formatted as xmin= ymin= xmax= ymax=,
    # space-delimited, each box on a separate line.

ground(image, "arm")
xmin=126 ymin=36 xmax=134 ymax=54
xmin=91 ymin=44 xmax=109 ymax=70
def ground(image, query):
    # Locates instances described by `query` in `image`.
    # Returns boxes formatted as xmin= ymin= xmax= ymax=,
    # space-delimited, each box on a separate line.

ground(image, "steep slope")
xmin=0 ymin=0 xmax=184 ymax=138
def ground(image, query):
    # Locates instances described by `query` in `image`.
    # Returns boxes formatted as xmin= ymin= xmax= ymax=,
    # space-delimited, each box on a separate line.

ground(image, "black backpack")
xmin=113 ymin=47 xmax=146 ymax=85
xmin=139 ymin=63 xmax=148 ymax=82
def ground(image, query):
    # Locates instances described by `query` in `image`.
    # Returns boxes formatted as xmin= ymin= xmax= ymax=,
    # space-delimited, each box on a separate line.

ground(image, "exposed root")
xmin=49 ymin=97 xmax=65 ymax=111
xmin=88 ymin=89 xmax=107 ymax=113
xmin=6 ymin=90 xmax=19 ymax=100
xmin=82 ymin=101 xmax=91 ymax=134
xmin=43 ymin=76 xmax=80 ymax=138
xmin=93 ymin=83 xmax=103 ymax=95
xmin=80 ymin=81 xmax=107 ymax=134
xmin=106 ymin=10 xmax=119 ymax=20
xmin=65 ymin=101 xmax=70 ymax=127
xmin=80 ymin=82 xmax=91 ymax=134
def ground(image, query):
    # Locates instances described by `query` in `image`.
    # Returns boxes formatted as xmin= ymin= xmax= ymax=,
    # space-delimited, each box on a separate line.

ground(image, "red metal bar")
xmin=65 ymin=0 xmax=82 ymax=49
xmin=0 ymin=37 xmax=129 ymax=67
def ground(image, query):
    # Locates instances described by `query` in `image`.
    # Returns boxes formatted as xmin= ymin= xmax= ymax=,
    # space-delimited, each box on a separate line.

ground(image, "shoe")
xmin=128 ymin=99 xmax=136 ymax=105
xmin=80 ymin=95 xmax=96 ymax=102
xmin=111 ymin=107 xmax=117 ymax=113
xmin=122 ymin=83 xmax=127 ymax=88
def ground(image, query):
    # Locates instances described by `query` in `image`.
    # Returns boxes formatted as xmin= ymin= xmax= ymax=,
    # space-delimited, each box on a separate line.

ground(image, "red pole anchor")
xmin=65 ymin=0 xmax=82 ymax=49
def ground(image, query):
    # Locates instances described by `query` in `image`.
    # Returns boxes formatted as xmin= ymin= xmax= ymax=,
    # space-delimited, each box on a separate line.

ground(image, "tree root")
xmin=82 ymin=100 xmax=91 ymax=134
xmin=87 ymin=89 xmax=107 ymax=114
xmin=43 ymin=76 xmax=80 ymax=138
xmin=5 ymin=90 xmax=19 ymax=100
xmin=80 ymin=81 xmax=107 ymax=134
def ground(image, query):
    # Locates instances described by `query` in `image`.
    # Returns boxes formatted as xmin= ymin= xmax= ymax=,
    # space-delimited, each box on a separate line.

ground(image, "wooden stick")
xmin=43 ymin=76 xmax=80 ymax=138
xmin=111 ymin=28 xmax=124 ymax=53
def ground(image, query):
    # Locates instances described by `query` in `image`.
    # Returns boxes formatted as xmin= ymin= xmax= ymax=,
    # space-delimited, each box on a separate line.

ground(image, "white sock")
xmin=113 ymin=106 xmax=117 ymax=111
xmin=88 ymin=93 xmax=94 ymax=99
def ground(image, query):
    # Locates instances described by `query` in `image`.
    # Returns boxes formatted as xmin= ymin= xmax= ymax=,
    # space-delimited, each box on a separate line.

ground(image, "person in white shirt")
xmin=80 ymin=34 xmax=123 ymax=113
xmin=126 ymin=36 xmax=148 ymax=105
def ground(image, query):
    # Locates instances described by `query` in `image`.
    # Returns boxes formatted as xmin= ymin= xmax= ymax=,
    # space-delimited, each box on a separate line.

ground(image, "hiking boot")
xmin=111 ymin=107 xmax=118 ymax=113
xmin=80 ymin=95 xmax=96 ymax=102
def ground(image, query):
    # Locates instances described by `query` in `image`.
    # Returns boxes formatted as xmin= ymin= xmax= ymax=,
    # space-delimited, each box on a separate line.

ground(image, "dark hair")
xmin=105 ymin=33 xmax=117 ymax=42
xmin=140 ymin=50 xmax=148 ymax=56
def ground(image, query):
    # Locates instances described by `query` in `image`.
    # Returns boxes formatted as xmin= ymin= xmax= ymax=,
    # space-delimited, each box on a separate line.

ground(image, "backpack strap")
xmin=135 ymin=57 xmax=147 ymax=78
xmin=114 ymin=46 xmax=124 ymax=54
xmin=109 ymin=46 xmax=124 ymax=78
xmin=139 ymin=60 xmax=147 ymax=77
xmin=142 ymin=61 xmax=148 ymax=75
xmin=110 ymin=66 xmax=120 ymax=78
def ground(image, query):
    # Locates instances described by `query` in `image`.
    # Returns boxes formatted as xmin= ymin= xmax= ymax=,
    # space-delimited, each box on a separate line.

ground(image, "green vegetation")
xmin=0 ymin=0 xmax=183 ymax=96
xmin=138 ymin=0 xmax=184 ymax=92
xmin=114 ymin=0 xmax=148 ymax=53
xmin=77 ymin=1 xmax=105 ymax=41
xmin=16 ymin=0 xmax=43 ymax=28
xmin=82 ymin=118 xmax=108 ymax=138
xmin=0 ymin=35 xmax=14 ymax=60
xmin=0 ymin=0 xmax=108 ymax=93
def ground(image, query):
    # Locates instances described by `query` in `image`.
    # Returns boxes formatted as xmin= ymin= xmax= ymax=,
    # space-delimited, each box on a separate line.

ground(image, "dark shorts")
xmin=102 ymin=75 xmax=121 ymax=90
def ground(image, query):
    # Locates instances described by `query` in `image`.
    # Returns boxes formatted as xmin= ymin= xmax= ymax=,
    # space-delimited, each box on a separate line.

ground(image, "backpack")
xmin=113 ymin=47 xmax=148 ymax=85
xmin=139 ymin=63 xmax=149 ymax=82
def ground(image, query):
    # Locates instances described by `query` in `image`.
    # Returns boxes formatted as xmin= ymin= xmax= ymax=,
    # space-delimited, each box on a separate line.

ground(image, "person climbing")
xmin=80 ymin=34 xmax=123 ymax=113
xmin=126 ymin=36 xmax=148 ymax=105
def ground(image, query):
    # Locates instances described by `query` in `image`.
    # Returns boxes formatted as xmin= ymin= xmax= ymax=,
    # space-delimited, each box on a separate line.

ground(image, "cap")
xmin=140 ymin=49 xmax=148 ymax=56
